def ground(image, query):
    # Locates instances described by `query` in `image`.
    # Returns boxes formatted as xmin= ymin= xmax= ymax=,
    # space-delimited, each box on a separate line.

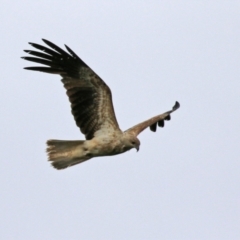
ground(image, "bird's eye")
xmin=131 ymin=141 xmax=135 ymax=145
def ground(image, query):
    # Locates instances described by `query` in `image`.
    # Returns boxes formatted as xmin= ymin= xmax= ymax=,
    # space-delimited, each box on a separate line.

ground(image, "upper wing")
xmin=125 ymin=101 xmax=180 ymax=136
xmin=22 ymin=39 xmax=121 ymax=140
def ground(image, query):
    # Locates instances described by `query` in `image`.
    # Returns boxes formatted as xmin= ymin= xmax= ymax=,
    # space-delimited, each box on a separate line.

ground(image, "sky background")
xmin=1 ymin=1 xmax=240 ymax=239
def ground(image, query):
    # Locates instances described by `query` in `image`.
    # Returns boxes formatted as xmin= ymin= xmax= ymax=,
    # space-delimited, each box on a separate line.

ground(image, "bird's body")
xmin=22 ymin=39 xmax=180 ymax=170
xmin=46 ymin=131 xmax=139 ymax=169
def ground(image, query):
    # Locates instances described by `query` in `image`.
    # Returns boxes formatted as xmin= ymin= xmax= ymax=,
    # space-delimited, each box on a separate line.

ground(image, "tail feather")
xmin=46 ymin=139 xmax=91 ymax=170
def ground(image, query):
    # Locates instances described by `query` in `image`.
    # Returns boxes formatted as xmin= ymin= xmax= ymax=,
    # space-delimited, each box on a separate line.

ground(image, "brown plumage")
xmin=22 ymin=39 xmax=180 ymax=170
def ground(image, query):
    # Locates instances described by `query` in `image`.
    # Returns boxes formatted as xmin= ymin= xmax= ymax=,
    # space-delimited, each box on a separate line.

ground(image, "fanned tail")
xmin=46 ymin=140 xmax=91 ymax=170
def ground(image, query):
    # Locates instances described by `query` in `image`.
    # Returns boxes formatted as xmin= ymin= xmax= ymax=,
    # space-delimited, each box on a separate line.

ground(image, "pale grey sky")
xmin=1 ymin=1 xmax=240 ymax=239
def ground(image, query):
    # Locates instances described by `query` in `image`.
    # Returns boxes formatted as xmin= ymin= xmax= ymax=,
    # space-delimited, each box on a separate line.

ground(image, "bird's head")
xmin=121 ymin=133 xmax=140 ymax=152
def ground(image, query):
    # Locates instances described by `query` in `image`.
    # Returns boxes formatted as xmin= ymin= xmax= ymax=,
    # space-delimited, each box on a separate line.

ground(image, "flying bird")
xmin=22 ymin=39 xmax=180 ymax=170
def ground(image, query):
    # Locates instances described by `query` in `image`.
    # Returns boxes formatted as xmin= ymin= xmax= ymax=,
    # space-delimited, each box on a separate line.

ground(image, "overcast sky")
xmin=1 ymin=1 xmax=240 ymax=239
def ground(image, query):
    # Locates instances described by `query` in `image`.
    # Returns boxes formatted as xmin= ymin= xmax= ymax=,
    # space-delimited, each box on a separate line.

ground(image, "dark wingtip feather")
xmin=64 ymin=44 xmax=87 ymax=67
xmin=42 ymin=38 xmax=48 ymax=43
xmin=24 ymin=66 xmax=63 ymax=74
xmin=158 ymin=120 xmax=164 ymax=127
xmin=173 ymin=101 xmax=180 ymax=111
xmin=41 ymin=39 xmax=57 ymax=49
xmin=164 ymin=115 xmax=171 ymax=121
xmin=150 ymin=123 xmax=157 ymax=132
xmin=41 ymin=39 xmax=70 ymax=56
xmin=41 ymin=39 xmax=52 ymax=45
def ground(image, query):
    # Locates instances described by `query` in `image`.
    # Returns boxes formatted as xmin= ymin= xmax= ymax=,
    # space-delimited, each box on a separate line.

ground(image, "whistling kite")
xmin=22 ymin=39 xmax=180 ymax=170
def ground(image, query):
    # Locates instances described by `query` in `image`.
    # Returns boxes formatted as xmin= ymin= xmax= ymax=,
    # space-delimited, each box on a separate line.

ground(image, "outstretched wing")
xmin=125 ymin=101 xmax=180 ymax=136
xmin=22 ymin=39 xmax=121 ymax=140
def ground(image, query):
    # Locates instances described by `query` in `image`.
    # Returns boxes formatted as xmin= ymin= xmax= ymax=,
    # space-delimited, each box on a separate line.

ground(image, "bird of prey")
xmin=22 ymin=39 xmax=180 ymax=170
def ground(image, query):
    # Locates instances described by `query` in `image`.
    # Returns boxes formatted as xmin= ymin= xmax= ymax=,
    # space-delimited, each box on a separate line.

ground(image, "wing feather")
xmin=24 ymin=50 xmax=53 ymax=60
xmin=23 ymin=39 xmax=121 ymax=139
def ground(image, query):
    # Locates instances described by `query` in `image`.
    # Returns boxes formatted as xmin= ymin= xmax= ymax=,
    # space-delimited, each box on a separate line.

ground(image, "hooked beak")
xmin=136 ymin=146 xmax=139 ymax=152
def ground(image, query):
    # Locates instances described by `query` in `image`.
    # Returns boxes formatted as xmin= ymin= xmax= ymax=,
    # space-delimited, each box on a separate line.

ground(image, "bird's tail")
xmin=46 ymin=139 xmax=90 ymax=170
